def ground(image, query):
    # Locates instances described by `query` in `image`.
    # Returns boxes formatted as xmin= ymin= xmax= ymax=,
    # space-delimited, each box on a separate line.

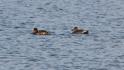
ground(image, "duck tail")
xmin=83 ymin=30 xmax=89 ymax=34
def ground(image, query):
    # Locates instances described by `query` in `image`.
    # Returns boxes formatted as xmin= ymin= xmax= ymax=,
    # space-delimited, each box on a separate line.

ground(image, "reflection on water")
xmin=0 ymin=0 xmax=124 ymax=70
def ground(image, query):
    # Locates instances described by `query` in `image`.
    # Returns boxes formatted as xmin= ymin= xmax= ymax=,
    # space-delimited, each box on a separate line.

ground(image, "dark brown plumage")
xmin=72 ymin=27 xmax=89 ymax=34
xmin=32 ymin=28 xmax=49 ymax=35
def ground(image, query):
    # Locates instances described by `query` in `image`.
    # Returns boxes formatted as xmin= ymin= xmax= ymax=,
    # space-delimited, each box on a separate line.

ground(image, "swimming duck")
xmin=32 ymin=28 xmax=49 ymax=35
xmin=72 ymin=27 xmax=89 ymax=34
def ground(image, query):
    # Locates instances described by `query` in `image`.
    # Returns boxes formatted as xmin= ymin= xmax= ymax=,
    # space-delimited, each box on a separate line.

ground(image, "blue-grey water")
xmin=0 ymin=0 xmax=124 ymax=70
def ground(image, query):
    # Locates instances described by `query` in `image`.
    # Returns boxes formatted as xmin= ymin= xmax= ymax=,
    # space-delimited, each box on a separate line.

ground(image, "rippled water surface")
xmin=0 ymin=0 xmax=124 ymax=70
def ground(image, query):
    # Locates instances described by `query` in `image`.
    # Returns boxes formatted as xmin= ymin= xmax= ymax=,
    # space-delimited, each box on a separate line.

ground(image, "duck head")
xmin=32 ymin=28 xmax=38 ymax=34
xmin=72 ymin=27 xmax=78 ymax=32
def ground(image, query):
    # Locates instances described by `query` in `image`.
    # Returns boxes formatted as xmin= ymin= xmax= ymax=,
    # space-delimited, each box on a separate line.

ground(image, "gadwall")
xmin=32 ymin=28 xmax=49 ymax=35
xmin=72 ymin=27 xmax=88 ymax=34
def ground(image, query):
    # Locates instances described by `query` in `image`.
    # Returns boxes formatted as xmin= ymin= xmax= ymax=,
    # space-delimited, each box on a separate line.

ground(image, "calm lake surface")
xmin=0 ymin=0 xmax=124 ymax=70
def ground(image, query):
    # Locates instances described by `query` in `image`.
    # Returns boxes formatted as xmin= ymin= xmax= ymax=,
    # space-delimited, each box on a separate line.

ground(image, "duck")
xmin=32 ymin=28 xmax=49 ymax=35
xmin=72 ymin=27 xmax=89 ymax=34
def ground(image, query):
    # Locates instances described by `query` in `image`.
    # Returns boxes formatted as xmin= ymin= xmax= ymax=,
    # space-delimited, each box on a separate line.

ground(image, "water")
xmin=0 ymin=0 xmax=124 ymax=70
